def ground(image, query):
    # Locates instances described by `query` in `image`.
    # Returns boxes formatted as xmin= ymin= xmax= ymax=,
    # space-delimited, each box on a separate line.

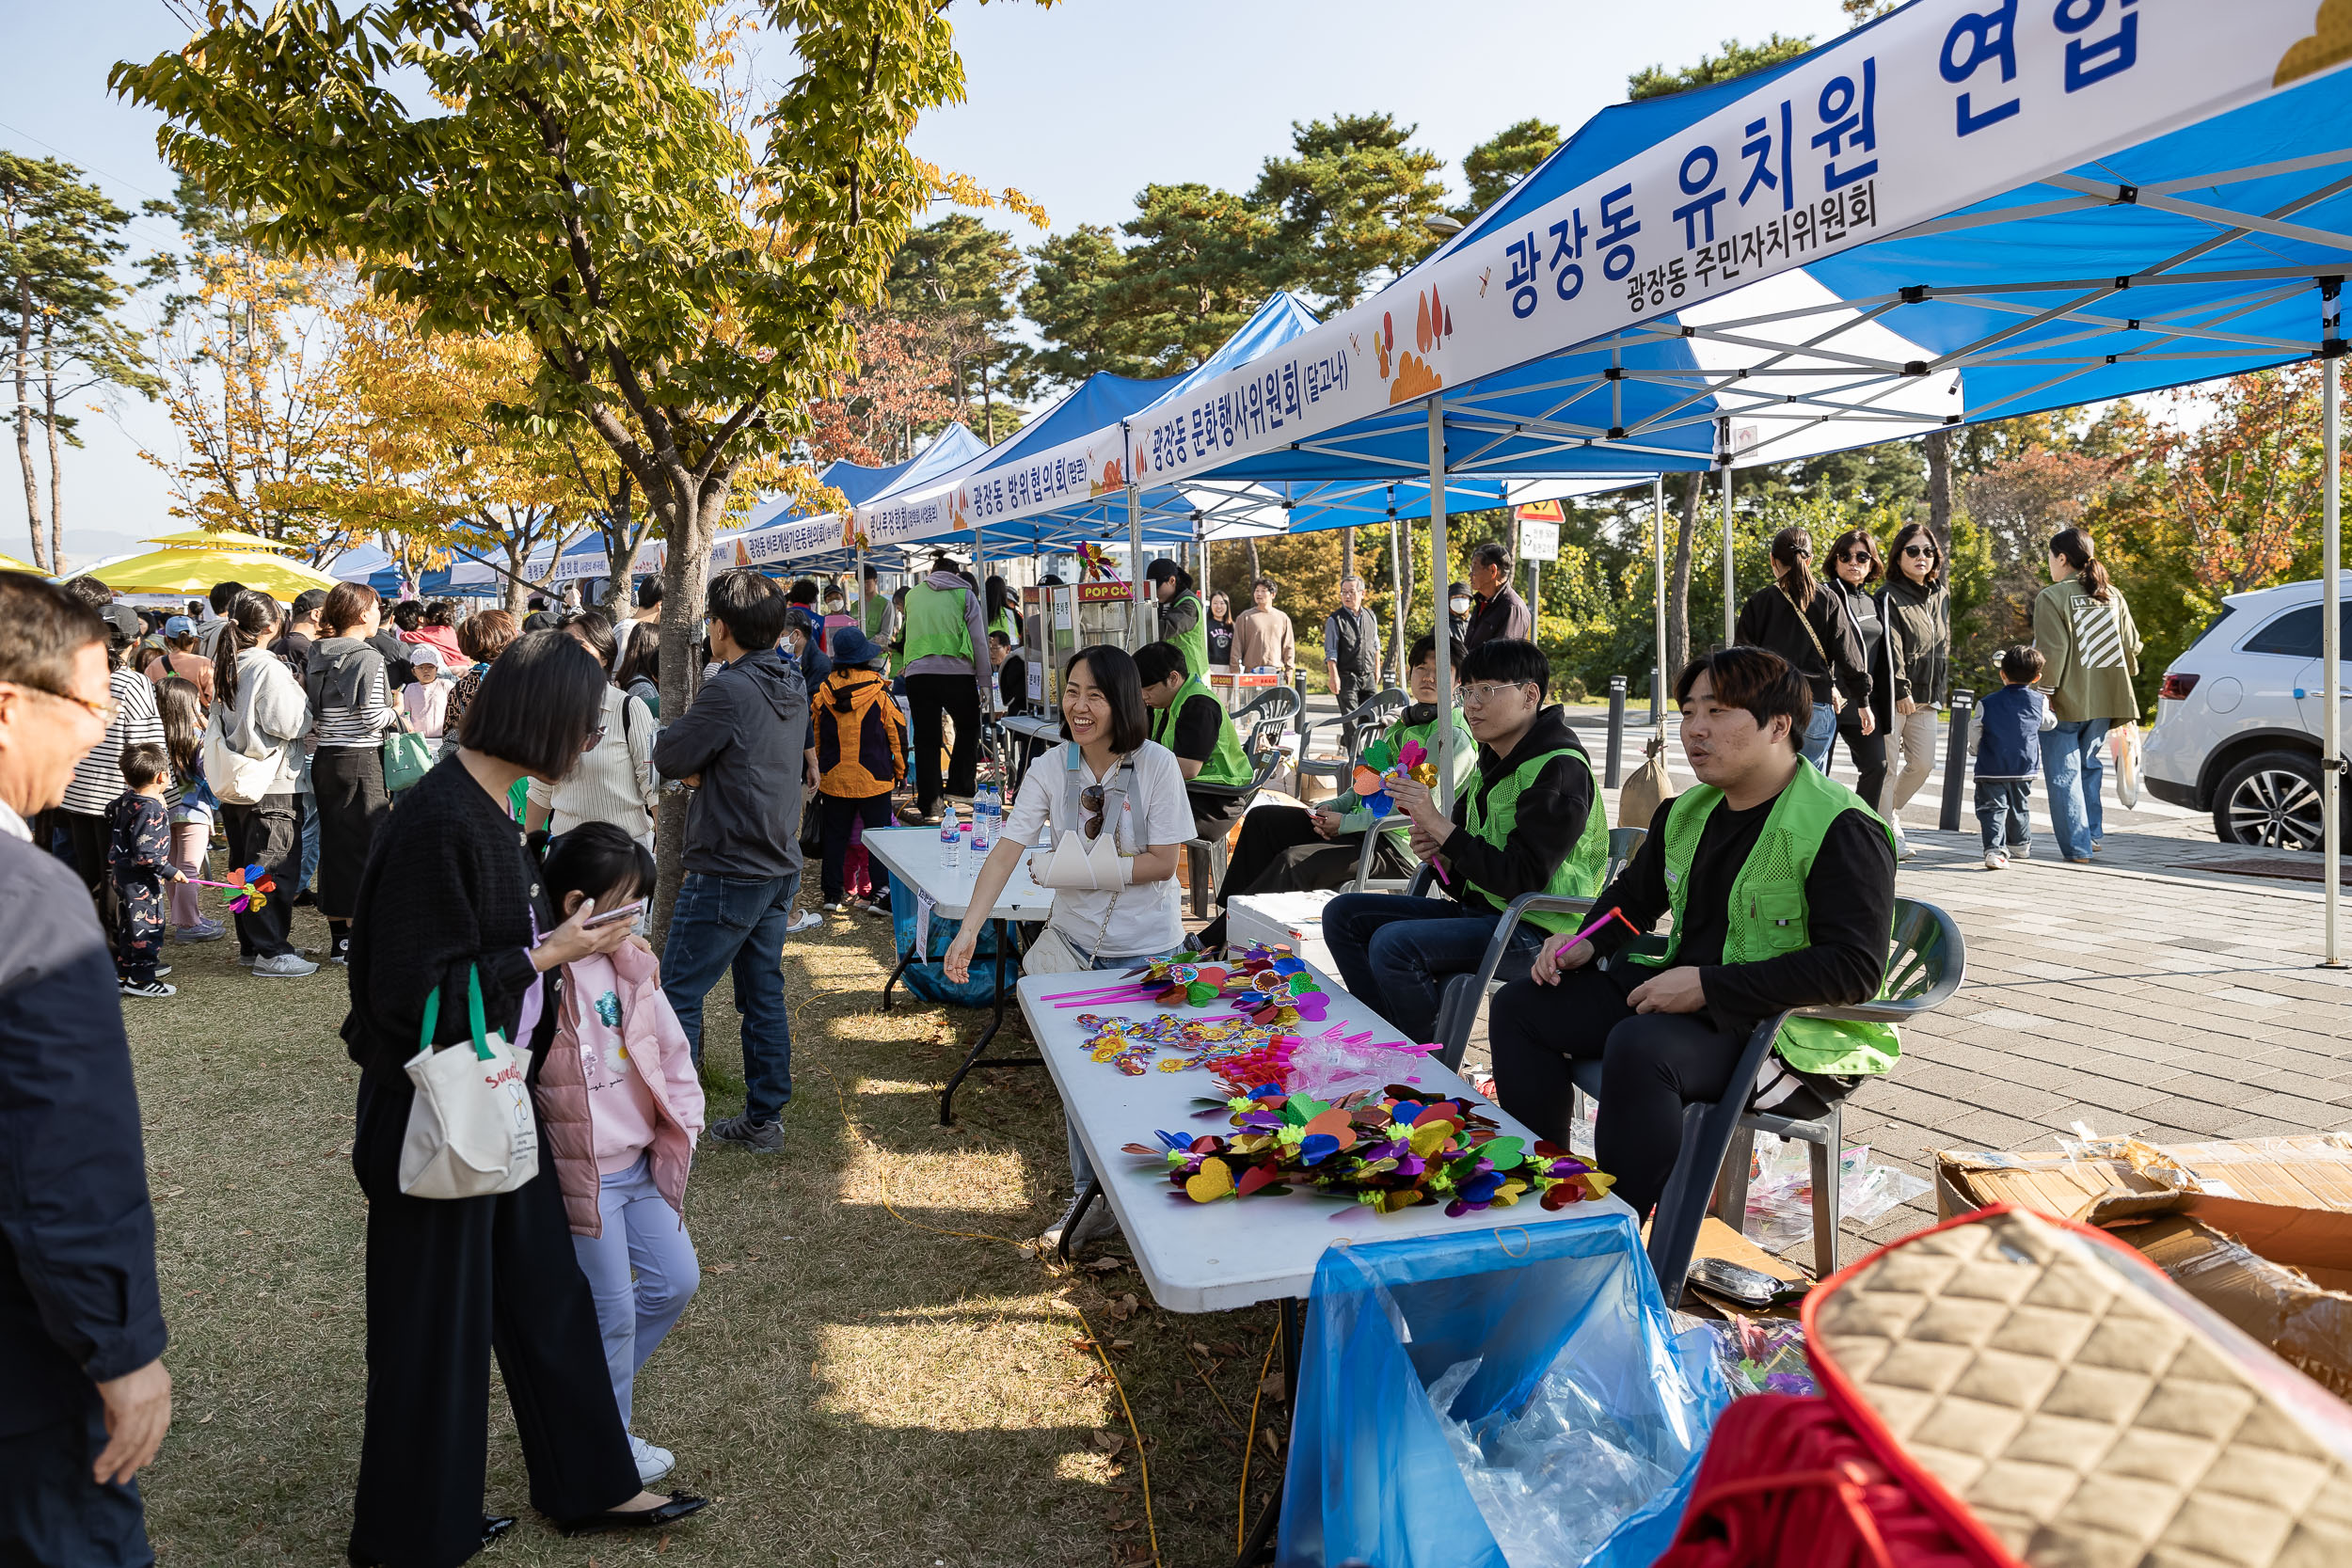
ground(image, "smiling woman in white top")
xmin=943 ymin=643 xmax=1191 ymax=1247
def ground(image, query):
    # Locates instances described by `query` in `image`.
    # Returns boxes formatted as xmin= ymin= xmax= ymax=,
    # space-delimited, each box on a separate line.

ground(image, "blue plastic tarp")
xmin=1279 ymin=1212 xmax=1726 ymax=1568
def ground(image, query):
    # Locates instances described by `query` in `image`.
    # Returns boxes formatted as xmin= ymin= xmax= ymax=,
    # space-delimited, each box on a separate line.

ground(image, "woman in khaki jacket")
xmin=2031 ymin=527 xmax=2141 ymax=863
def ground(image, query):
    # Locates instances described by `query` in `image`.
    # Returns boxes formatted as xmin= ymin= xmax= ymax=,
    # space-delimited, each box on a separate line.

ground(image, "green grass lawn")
xmin=129 ymin=906 xmax=1283 ymax=1567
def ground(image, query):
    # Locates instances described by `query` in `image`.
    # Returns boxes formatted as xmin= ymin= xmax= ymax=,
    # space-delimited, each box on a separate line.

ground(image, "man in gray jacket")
xmin=653 ymin=569 xmax=807 ymax=1153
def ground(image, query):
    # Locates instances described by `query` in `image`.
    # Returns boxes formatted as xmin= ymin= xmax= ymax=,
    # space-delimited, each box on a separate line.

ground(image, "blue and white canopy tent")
xmin=854 ymin=0 xmax=2352 ymax=943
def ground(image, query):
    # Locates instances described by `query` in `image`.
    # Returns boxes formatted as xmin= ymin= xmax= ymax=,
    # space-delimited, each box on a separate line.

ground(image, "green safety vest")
xmin=860 ymin=592 xmax=891 ymax=639
xmin=1152 ymin=676 xmax=1251 ymax=788
xmin=1459 ymin=744 xmax=1610 ymax=933
xmin=902 ymin=581 xmax=973 ymax=665
xmin=989 ymin=609 xmax=1019 ymax=645
xmin=1639 ymin=762 xmax=1900 ymax=1077
xmin=1168 ymin=594 xmax=1209 ymax=678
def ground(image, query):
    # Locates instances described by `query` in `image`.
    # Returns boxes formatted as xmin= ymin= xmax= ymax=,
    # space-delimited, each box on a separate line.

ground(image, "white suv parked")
xmin=2143 ymin=575 xmax=2348 ymax=849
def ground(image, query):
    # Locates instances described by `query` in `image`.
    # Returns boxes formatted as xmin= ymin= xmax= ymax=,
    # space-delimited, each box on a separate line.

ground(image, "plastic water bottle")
xmin=938 ymin=807 xmax=962 ymax=874
xmin=971 ymin=785 xmax=994 ymax=858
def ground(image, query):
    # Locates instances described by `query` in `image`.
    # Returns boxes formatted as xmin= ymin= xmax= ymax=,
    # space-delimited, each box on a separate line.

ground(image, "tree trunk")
xmin=1246 ymin=538 xmax=1261 ymax=583
xmin=40 ymin=324 xmax=61 ymax=572
xmin=1341 ymin=527 xmax=1355 ymax=583
xmin=11 ymin=275 xmax=40 ymax=573
xmin=1393 ymin=520 xmax=1416 ymax=673
xmin=1667 ymin=472 xmax=1700 ymax=673
xmin=649 ymin=476 xmax=718 ymax=949
xmin=1923 ymin=426 xmax=1955 ymax=546
xmin=599 ymin=472 xmax=639 ymax=618
xmin=503 ymin=536 xmax=531 ymax=619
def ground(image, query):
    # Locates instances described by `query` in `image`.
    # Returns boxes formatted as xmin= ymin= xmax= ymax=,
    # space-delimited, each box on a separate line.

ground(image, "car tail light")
xmin=2160 ymin=672 xmax=2200 ymax=701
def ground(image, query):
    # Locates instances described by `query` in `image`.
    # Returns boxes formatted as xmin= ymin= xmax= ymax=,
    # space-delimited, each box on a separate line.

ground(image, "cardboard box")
xmin=1936 ymin=1133 xmax=2352 ymax=1400
xmin=1933 ymin=1133 xmax=2352 ymax=1225
xmin=2123 ymin=1210 xmax=2352 ymax=1402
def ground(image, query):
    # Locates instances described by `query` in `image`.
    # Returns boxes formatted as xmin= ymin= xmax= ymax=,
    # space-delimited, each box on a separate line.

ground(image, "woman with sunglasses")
xmin=942 ymin=643 xmax=1193 ymax=1251
xmin=1825 ymin=528 xmax=1896 ymax=816
xmin=1880 ymin=523 xmax=1951 ymax=854
xmin=1734 ymin=527 xmax=1872 ymax=770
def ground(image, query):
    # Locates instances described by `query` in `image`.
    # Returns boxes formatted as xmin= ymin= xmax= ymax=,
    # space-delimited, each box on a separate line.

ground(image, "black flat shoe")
xmin=347 ymin=1515 xmax=516 ymax=1565
xmin=559 ymin=1492 xmax=710 ymax=1536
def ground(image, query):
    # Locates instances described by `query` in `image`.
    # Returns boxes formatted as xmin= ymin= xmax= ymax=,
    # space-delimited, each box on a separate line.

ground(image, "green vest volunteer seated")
xmin=1487 ymin=644 xmax=1898 ymax=1222
xmin=1321 ymin=638 xmax=1608 ymax=1046
xmin=1135 ymin=640 xmax=1250 ymax=840
xmin=1192 ymin=631 xmax=1476 ymax=951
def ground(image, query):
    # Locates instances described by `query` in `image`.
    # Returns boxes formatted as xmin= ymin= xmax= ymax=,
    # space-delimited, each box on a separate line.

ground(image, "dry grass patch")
xmin=129 ymin=905 xmax=1290 ymax=1568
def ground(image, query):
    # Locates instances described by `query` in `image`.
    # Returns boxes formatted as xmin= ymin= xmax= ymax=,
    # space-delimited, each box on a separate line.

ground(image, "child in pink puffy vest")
xmin=532 ymin=823 xmax=706 ymax=1488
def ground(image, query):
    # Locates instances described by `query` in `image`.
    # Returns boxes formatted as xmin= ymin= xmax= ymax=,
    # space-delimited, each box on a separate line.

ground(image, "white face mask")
xmin=1449 ymin=596 xmax=1471 ymax=614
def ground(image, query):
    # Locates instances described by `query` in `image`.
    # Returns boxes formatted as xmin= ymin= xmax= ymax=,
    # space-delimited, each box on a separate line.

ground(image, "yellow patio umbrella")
xmin=143 ymin=528 xmax=299 ymax=553
xmin=0 ymin=550 xmax=40 ymax=574
xmin=97 ymin=546 xmax=339 ymax=600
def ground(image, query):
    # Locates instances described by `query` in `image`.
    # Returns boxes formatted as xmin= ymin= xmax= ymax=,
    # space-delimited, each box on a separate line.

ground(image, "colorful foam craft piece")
xmin=1123 ymin=1085 xmax=1615 ymax=1217
xmin=1349 ymin=736 xmax=1440 ymax=819
xmin=189 ymin=861 xmax=278 ymax=913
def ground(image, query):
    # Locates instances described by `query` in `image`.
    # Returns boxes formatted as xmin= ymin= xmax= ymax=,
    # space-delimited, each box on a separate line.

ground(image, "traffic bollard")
xmin=1938 ymin=689 xmax=1974 ymax=832
xmin=1605 ymin=675 xmax=1627 ymax=788
xmin=1648 ymin=666 xmax=1662 ymax=727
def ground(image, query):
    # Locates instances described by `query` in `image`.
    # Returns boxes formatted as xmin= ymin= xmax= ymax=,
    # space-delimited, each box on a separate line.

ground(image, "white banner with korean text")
xmin=857 ymin=0 xmax=2346 ymax=542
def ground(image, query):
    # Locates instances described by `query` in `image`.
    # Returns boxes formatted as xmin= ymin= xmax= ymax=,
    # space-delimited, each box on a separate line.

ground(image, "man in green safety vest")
xmin=1485 ymin=644 xmax=1898 ymax=1221
xmin=858 ymin=564 xmax=892 ymax=643
xmin=1135 ymin=640 xmax=1252 ymax=842
xmin=1320 ymin=638 xmax=1609 ymax=1046
xmin=896 ymin=551 xmax=991 ymax=826
xmin=1144 ymin=558 xmax=1209 ymax=679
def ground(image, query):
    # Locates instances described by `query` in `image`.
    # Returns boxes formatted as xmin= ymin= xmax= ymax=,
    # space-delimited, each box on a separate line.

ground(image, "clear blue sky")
xmin=2 ymin=0 xmax=1853 ymax=569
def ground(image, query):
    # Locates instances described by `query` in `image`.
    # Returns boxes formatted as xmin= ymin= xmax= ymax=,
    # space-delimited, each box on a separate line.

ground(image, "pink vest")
xmin=534 ymin=941 xmax=706 ymax=1238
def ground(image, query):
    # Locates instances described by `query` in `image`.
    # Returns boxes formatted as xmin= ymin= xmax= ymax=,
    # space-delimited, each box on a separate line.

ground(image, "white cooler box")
xmin=1224 ymin=890 xmax=1340 ymax=976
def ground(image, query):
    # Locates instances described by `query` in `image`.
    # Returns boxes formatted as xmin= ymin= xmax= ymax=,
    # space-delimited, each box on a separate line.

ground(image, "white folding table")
xmin=1013 ymin=966 xmax=1633 ymax=1563
xmin=864 ymin=827 xmax=1056 ymax=1124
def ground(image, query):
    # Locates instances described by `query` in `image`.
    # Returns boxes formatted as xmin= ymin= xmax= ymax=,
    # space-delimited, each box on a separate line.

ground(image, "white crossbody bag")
xmin=398 ymin=964 xmax=541 ymax=1199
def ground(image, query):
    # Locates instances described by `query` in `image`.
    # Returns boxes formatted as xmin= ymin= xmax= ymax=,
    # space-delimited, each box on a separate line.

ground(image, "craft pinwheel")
xmin=1122 ymin=1085 xmax=1615 ymax=1219
xmin=190 ymin=862 xmax=278 ymax=913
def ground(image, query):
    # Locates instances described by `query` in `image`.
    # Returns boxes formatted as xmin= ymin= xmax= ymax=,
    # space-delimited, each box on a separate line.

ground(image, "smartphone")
xmin=582 ymin=898 xmax=648 ymax=930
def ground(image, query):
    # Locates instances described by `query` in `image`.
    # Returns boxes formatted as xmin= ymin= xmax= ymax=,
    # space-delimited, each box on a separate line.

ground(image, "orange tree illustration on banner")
xmin=115 ymin=0 xmax=1048 ymax=939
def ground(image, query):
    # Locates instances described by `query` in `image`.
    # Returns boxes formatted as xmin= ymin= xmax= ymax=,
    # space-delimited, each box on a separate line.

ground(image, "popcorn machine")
xmin=1021 ymin=580 xmax=1154 ymax=710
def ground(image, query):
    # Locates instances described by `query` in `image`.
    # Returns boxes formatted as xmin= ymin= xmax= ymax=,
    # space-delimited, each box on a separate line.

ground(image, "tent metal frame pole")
xmin=2325 ymin=280 xmax=2344 ymax=968
xmin=1122 ymin=421 xmax=1145 ymax=644
xmin=1720 ymin=419 xmax=1736 ymax=650
xmin=1427 ymin=400 xmax=1456 ymax=813
xmin=1386 ymin=486 xmax=1404 ymax=690
xmin=1653 ymin=474 xmax=1668 ymax=743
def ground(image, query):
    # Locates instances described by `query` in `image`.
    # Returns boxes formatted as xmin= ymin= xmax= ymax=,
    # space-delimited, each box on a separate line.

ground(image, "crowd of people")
xmin=0 ymin=521 xmax=2134 ymax=1566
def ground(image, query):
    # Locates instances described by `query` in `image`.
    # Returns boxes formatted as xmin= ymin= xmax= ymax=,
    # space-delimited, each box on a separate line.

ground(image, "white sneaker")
xmin=786 ymin=910 xmax=822 ymax=933
xmin=1896 ymin=832 xmax=1919 ymax=860
xmin=2011 ymin=843 xmax=2031 ymax=861
xmin=1041 ymin=1191 xmax=1120 ymax=1254
xmin=628 ymin=1433 xmax=675 ymax=1486
xmin=1983 ymin=849 xmax=2009 ymax=870
xmin=251 ymin=952 xmax=321 ymax=978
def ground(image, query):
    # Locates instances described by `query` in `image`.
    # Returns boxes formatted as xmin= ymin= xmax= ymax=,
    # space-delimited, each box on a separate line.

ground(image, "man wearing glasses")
xmin=0 ymin=575 xmax=174 ymax=1566
xmin=1319 ymin=638 xmax=1609 ymax=1045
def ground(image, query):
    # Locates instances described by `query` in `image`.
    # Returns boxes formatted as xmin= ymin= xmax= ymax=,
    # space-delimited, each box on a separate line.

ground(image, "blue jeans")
xmin=662 ymin=870 xmax=798 ymax=1123
xmin=570 ymin=1153 xmax=698 ymax=1430
xmin=2040 ymin=719 xmax=2109 ymax=862
xmin=1801 ymin=703 xmax=1837 ymax=771
xmin=1067 ymin=942 xmax=1185 ymax=1193
xmin=1322 ymin=893 xmax=1542 ymax=1046
xmin=1975 ymin=778 xmax=2033 ymax=856
xmin=295 ymin=752 xmax=320 ymax=894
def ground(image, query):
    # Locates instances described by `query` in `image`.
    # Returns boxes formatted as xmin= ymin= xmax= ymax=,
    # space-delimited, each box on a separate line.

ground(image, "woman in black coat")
xmin=1733 ymin=526 xmax=1872 ymax=772
xmin=342 ymin=631 xmax=707 ymax=1567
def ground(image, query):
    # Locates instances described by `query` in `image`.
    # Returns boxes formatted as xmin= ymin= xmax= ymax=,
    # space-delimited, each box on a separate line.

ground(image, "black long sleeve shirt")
xmin=1586 ymin=787 xmax=1894 ymax=1028
xmin=1735 ymin=581 xmax=1871 ymax=707
xmin=1437 ymin=706 xmax=1597 ymax=914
